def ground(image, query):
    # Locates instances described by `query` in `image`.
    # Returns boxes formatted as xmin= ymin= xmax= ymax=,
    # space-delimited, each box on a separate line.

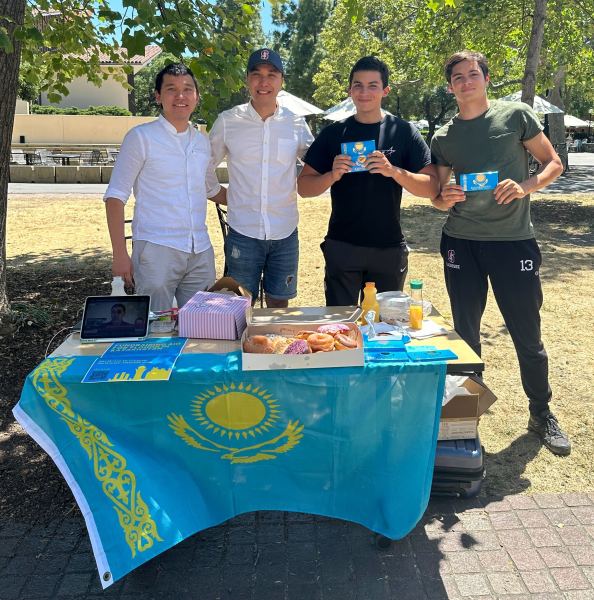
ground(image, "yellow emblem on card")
xmin=354 ymin=141 xmax=365 ymax=152
xmin=168 ymin=383 xmax=303 ymax=463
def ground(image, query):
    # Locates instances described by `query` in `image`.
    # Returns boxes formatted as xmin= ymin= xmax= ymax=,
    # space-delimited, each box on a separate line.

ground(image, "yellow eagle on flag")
xmin=167 ymin=382 xmax=303 ymax=464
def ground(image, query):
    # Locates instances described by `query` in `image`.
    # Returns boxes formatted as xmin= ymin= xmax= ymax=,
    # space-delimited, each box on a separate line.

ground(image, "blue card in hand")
xmin=341 ymin=140 xmax=376 ymax=172
xmin=459 ymin=171 xmax=499 ymax=191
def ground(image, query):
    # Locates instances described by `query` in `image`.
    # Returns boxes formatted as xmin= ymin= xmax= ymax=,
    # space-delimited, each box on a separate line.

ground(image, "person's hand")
xmin=440 ymin=183 xmax=466 ymax=209
xmin=494 ymin=179 xmax=527 ymax=205
xmin=365 ymin=151 xmax=394 ymax=177
xmin=112 ymin=252 xmax=134 ymax=287
xmin=331 ymin=154 xmax=354 ymax=183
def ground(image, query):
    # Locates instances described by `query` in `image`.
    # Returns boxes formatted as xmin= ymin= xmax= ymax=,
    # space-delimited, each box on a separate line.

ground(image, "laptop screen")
xmin=80 ymin=295 xmax=151 ymax=343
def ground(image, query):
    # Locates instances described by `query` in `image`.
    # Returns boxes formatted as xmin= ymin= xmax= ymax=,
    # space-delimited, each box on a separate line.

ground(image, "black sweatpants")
xmin=440 ymin=233 xmax=552 ymax=417
xmin=321 ymin=238 xmax=409 ymax=306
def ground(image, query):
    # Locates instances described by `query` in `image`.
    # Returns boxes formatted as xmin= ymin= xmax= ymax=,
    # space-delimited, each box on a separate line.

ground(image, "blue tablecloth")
xmin=14 ymin=351 xmax=446 ymax=588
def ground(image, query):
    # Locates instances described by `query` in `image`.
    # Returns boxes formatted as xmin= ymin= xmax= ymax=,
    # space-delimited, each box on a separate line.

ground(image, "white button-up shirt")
xmin=209 ymin=102 xmax=313 ymax=240
xmin=104 ymin=114 xmax=220 ymax=254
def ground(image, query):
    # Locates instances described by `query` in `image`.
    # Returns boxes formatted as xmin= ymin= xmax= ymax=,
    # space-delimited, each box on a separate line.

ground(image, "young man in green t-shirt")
xmin=430 ymin=50 xmax=570 ymax=456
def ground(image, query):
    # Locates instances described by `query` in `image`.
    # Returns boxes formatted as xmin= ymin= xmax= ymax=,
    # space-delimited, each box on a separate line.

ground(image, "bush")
xmin=30 ymin=105 xmax=132 ymax=116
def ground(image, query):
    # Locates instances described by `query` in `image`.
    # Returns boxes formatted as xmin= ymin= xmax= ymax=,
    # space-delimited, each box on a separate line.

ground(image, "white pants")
xmin=132 ymin=241 xmax=216 ymax=312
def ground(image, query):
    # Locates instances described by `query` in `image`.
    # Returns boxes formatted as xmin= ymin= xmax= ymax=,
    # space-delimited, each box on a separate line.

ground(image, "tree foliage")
xmin=312 ymin=0 xmax=594 ymax=119
xmin=0 ymin=0 xmax=261 ymax=320
xmin=272 ymin=0 xmax=333 ymax=103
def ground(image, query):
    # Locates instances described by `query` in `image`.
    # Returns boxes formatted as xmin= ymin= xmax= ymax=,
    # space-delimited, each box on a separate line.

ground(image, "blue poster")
xmin=82 ymin=337 xmax=187 ymax=383
xmin=14 ymin=352 xmax=445 ymax=588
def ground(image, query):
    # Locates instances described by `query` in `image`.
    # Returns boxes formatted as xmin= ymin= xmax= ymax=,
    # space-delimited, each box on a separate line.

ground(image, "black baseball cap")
xmin=247 ymin=48 xmax=284 ymax=75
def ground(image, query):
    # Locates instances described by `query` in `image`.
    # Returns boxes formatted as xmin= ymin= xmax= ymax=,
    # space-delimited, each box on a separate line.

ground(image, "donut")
xmin=307 ymin=332 xmax=335 ymax=352
xmin=317 ymin=323 xmax=351 ymax=336
xmin=284 ymin=339 xmax=312 ymax=355
xmin=243 ymin=335 xmax=274 ymax=354
xmin=296 ymin=330 xmax=317 ymax=340
xmin=270 ymin=335 xmax=292 ymax=354
xmin=334 ymin=332 xmax=359 ymax=351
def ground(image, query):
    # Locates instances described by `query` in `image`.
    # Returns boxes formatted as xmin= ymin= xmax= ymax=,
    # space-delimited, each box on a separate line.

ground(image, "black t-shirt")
xmin=303 ymin=114 xmax=431 ymax=247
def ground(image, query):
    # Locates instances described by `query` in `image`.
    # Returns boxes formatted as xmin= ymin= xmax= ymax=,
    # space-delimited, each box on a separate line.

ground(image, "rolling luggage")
xmin=431 ymin=435 xmax=484 ymax=498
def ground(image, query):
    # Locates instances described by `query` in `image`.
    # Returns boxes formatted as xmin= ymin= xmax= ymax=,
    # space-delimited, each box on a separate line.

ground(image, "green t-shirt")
xmin=431 ymin=101 xmax=542 ymax=241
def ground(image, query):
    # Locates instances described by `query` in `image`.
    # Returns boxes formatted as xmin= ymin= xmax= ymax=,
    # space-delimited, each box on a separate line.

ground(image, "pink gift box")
xmin=178 ymin=291 xmax=250 ymax=340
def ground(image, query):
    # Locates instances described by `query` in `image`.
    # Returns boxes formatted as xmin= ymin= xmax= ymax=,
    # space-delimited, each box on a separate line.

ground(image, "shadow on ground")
xmin=403 ymin=197 xmax=593 ymax=275
xmin=1 ymin=252 xmax=112 ymax=523
xmin=540 ymin=165 xmax=594 ymax=194
xmin=482 ymin=433 xmax=543 ymax=496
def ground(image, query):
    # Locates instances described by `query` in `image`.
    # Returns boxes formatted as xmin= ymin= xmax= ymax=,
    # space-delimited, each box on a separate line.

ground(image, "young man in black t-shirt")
xmin=298 ymin=56 xmax=439 ymax=306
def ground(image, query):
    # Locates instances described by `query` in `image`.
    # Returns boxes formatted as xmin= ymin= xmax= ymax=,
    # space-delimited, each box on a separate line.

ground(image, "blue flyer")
xmin=341 ymin=140 xmax=376 ymax=172
xmin=459 ymin=171 xmax=499 ymax=191
xmin=82 ymin=337 xmax=188 ymax=383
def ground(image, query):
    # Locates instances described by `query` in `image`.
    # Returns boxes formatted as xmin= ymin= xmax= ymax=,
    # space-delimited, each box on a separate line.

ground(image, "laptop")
xmin=79 ymin=295 xmax=151 ymax=343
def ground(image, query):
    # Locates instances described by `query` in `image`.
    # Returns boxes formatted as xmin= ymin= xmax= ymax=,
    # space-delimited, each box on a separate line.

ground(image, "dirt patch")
xmin=1 ymin=192 xmax=593 ymax=523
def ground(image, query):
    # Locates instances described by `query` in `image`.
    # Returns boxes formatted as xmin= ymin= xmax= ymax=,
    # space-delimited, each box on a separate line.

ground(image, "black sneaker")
xmin=528 ymin=412 xmax=571 ymax=456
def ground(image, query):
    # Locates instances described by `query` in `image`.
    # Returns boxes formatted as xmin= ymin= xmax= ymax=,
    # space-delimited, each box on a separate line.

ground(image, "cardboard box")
xmin=178 ymin=277 xmax=251 ymax=340
xmin=438 ymin=376 xmax=497 ymax=440
xmin=241 ymin=306 xmax=364 ymax=371
xmin=208 ymin=277 xmax=251 ymax=299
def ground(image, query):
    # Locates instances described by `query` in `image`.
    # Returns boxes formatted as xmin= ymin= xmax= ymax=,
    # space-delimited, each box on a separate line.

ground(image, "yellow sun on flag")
xmin=191 ymin=383 xmax=281 ymax=440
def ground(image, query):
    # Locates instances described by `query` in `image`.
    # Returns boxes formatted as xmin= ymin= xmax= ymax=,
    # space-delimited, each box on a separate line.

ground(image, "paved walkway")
xmin=1 ymin=492 xmax=593 ymax=599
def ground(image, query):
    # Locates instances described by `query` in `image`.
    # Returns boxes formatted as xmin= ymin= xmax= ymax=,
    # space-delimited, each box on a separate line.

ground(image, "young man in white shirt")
xmin=209 ymin=49 xmax=314 ymax=308
xmin=104 ymin=63 xmax=225 ymax=312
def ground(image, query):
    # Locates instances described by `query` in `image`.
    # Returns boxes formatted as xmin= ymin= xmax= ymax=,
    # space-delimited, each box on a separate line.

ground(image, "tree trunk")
xmin=521 ymin=0 xmax=547 ymax=106
xmin=0 ymin=0 xmax=25 ymax=321
xmin=546 ymin=66 xmax=566 ymax=145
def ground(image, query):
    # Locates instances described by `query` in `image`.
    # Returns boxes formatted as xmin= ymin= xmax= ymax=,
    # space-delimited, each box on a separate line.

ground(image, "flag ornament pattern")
xmin=31 ymin=358 xmax=163 ymax=560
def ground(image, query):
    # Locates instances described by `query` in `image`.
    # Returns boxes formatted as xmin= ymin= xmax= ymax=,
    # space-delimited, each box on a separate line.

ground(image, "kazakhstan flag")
xmin=14 ymin=351 xmax=445 ymax=587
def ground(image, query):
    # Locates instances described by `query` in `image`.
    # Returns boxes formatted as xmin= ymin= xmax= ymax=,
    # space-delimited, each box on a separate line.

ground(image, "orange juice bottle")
xmin=360 ymin=281 xmax=380 ymax=324
xmin=409 ymin=279 xmax=424 ymax=330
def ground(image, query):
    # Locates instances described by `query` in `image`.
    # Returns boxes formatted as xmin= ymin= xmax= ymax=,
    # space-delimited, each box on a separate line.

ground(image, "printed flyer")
xmin=82 ymin=337 xmax=187 ymax=383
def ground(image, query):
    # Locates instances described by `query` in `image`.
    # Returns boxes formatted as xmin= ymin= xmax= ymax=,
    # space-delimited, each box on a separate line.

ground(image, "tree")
xmin=0 ymin=0 xmax=260 ymax=324
xmin=521 ymin=0 xmax=548 ymax=106
xmin=272 ymin=0 xmax=333 ymax=103
xmin=313 ymin=0 xmax=594 ymax=123
xmin=0 ymin=0 xmax=25 ymax=321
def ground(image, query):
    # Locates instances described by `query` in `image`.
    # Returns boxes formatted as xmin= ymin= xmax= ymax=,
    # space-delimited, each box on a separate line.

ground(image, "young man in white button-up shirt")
xmin=209 ymin=49 xmax=314 ymax=308
xmin=104 ymin=63 xmax=226 ymax=312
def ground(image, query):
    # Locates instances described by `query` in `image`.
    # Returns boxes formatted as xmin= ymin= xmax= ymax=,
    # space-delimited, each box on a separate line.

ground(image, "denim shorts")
xmin=224 ymin=228 xmax=298 ymax=301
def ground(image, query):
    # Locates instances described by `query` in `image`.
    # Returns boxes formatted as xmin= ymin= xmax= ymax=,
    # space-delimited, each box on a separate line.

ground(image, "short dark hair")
xmin=111 ymin=303 xmax=126 ymax=313
xmin=155 ymin=63 xmax=199 ymax=93
xmin=444 ymin=51 xmax=489 ymax=83
xmin=349 ymin=56 xmax=389 ymax=89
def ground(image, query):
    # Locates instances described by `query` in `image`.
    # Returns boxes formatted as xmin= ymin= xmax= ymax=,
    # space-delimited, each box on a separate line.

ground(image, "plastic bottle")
xmin=111 ymin=276 xmax=126 ymax=296
xmin=360 ymin=281 xmax=380 ymax=324
xmin=409 ymin=279 xmax=423 ymax=330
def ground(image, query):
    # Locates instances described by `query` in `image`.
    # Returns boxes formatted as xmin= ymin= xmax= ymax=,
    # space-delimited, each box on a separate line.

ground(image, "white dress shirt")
xmin=104 ymin=114 xmax=221 ymax=254
xmin=209 ymin=102 xmax=314 ymax=240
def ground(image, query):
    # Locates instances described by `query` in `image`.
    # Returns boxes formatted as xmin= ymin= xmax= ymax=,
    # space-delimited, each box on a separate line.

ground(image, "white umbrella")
xmin=323 ymin=97 xmax=393 ymax=121
xmin=323 ymin=98 xmax=356 ymax=121
xmin=412 ymin=119 xmax=429 ymax=130
xmin=277 ymin=90 xmax=323 ymax=116
xmin=564 ymin=114 xmax=590 ymax=128
xmin=497 ymin=91 xmax=564 ymax=114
